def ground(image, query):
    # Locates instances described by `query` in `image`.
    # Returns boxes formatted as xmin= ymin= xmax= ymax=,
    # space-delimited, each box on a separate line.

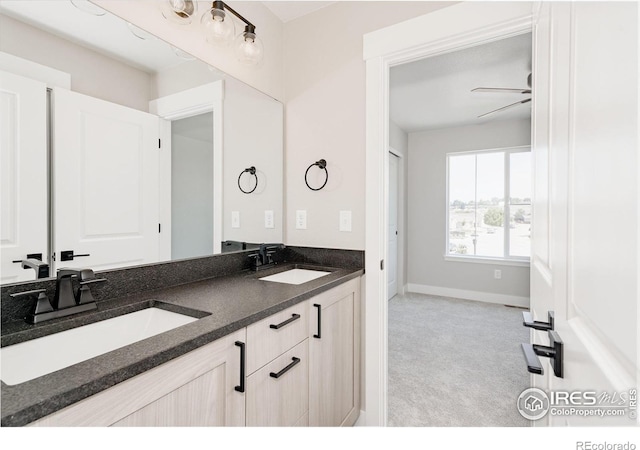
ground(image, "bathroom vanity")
xmin=0 ymin=248 xmax=363 ymax=427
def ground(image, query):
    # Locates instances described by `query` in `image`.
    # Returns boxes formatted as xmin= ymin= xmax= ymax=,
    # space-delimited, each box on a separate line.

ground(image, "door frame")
xmin=149 ymin=81 xmax=224 ymax=258
xmin=363 ymin=2 xmax=536 ymax=426
xmin=387 ymin=149 xmax=401 ymax=299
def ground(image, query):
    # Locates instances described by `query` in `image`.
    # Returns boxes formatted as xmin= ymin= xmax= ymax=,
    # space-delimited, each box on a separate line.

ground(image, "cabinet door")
xmin=30 ymin=329 xmax=246 ymax=427
xmin=309 ymin=278 xmax=360 ymax=427
xmin=246 ymin=340 xmax=309 ymax=427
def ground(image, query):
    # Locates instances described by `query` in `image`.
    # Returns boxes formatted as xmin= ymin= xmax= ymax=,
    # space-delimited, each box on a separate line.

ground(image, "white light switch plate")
xmin=296 ymin=210 xmax=307 ymax=230
xmin=265 ymin=210 xmax=274 ymax=229
xmin=231 ymin=211 xmax=240 ymax=229
xmin=339 ymin=210 xmax=352 ymax=232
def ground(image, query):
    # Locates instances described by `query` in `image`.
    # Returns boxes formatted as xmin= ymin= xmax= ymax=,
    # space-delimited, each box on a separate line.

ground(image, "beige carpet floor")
xmin=387 ymin=292 xmax=531 ymax=427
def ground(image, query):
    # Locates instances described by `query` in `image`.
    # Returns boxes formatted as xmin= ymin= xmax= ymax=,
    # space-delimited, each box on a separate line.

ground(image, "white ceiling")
xmin=390 ymin=33 xmax=532 ymax=133
xmin=262 ymin=1 xmax=336 ymax=22
xmin=0 ymin=0 xmax=187 ymax=73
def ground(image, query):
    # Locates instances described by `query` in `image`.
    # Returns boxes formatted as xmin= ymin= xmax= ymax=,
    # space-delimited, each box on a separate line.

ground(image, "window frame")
xmin=445 ymin=145 xmax=531 ymax=265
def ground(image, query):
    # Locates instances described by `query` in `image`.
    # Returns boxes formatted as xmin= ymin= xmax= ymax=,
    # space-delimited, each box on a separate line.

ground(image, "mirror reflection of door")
xmin=170 ymin=112 xmax=214 ymax=260
xmin=0 ymin=70 xmax=48 ymax=283
xmin=52 ymin=87 xmax=160 ymax=273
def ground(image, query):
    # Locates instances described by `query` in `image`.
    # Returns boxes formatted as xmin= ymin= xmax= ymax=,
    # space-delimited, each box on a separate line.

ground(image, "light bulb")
xmin=201 ymin=7 xmax=235 ymax=46
xmin=234 ymin=30 xmax=264 ymax=66
xmin=160 ymin=0 xmax=197 ymax=25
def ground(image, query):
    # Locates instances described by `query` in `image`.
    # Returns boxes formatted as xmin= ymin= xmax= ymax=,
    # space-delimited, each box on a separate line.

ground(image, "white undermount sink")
xmin=259 ymin=268 xmax=331 ymax=285
xmin=0 ymin=308 xmax=198 ymax=385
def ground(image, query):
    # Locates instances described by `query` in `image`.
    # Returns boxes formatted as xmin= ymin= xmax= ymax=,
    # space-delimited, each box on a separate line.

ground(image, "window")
xmin=447 ymin=147 xmax=531 ymax=262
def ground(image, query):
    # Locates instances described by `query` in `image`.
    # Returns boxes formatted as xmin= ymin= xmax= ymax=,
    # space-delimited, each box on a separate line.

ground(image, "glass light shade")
xmin=200 ymin=7 xmax=235 ymax=46
xmin=160 ymin=0 xmax=197 ymax=25
xmin=234 ymin=32 xmax=264 ymax=66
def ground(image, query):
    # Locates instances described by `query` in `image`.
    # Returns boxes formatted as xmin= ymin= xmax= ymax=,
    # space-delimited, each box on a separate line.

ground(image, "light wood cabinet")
xmin=30 ymin=329 xmax=246 ymax=427
xmin=28 ymin=277 xmax=361 ymax=427
xmin=309 ymin=278 xmax=361 ymax=426
xmin=246 ymin=340 xmax=309 ymax=426
xmin=246 ymin=301 xmax=309 ymax=374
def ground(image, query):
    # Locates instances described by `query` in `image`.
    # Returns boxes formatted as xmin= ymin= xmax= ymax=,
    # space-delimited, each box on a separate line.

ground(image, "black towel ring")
xmin=305 ymin=159 xmax=328 ymax=191
xmin=238 ymin=166 xmax=258 ymax=194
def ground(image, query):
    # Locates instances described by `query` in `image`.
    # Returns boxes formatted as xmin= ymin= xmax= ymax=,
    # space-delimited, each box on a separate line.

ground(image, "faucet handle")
xmin=57 ymin=267 xmax=95 ymax=281
xmin=10 ymin=289 xmax=54 ymax=316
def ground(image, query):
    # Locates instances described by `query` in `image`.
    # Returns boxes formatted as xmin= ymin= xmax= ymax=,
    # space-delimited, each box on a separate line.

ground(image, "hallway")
xmin=388 ymin=293 xmax=530 ymax=426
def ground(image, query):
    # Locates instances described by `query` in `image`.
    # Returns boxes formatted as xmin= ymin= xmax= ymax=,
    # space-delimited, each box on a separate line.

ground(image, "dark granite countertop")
xmin=1 ymin=263 xmax=363 ymax=426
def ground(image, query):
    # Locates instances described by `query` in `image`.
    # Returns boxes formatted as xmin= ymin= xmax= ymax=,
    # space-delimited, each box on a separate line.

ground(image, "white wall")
xmin=151 ymin=59 xmax=222 ymax=99
xmin=94 ymin=0 xmax=285 ymax=101
xmin=407 ymin=118 xmax=531 ymax=303
xmin=283 ymin=1 xmax=453 ymax=250
xmin=223 ymin=77 xmax=284 ymax=244
xmin=389 ymin=121 xmax=408 ymax=293
xmin=0 ymin=14 xmax=152 ymax=111
xmin=171 ymin=129 xmax=214 ymax=259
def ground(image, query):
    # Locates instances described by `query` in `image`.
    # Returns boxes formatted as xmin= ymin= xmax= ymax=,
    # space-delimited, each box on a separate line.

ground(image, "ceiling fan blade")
xmin=477 ymin=98 xmax=531 ymax=118
xmin=472 ymin=87 xmax=532 ymax=94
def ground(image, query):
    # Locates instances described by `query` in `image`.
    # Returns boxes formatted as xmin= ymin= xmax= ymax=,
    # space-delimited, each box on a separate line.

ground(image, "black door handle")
xmin=269 ymin=313 xmax=301 ymax=330
xmin=60 ymin=250 xmax=90 ymax=262
xmin=234 ymin=341 xmax=245 ymax=392
xmin=313 ymin=303 xmax=321 ymax=339
xmin=521 ymin=330 xmax=564 ymax=378
xmin=269 ymin=357 xmax=301 ymax=379
xmin=523 ymin=311 xmax=554 ymax=331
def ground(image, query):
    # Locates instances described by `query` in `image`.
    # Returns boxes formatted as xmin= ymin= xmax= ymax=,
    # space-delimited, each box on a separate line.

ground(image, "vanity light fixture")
xmin=162 ymin=0 xmax=264 ymax=66
xmin=160 ymin=0 xmax=198 ymax=25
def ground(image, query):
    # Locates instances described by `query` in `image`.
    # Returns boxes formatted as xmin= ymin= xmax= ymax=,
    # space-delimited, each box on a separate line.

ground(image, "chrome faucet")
xmin=10 ymin=268 xmax=107 ymax=324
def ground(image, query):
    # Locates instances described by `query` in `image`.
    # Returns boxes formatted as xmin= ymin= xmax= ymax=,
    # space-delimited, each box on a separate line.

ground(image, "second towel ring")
xmin=305 ymin=159 xmax=328 ymax=191
xmin=238 ymin=166 xmax=258 ymax=194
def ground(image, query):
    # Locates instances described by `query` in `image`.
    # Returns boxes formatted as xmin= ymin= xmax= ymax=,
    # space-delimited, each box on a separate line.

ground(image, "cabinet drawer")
xmin=246 ymin=301 xmax=308 ymax=374
xmin=246 ymin=340 xmax=309 ymax=427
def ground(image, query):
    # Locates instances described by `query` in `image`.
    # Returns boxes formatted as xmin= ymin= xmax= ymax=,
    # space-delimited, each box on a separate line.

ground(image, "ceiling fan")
xmin=472 ymin=73 xmax=532 ymax=118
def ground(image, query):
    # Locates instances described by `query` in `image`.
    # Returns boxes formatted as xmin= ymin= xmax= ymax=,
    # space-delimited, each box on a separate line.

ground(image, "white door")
xmin=529 ymin=2 xmax=637 ymax=426
xmin=52 ymin=88 xmax=160 ymax=272
xmin=0 ymin=71 xmax=48 ymax=283
xmin=387 ymin=152 xmax=399 ymax=299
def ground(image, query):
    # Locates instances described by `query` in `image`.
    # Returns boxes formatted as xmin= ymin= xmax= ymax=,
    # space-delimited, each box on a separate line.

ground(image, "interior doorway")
xmin=385 ymin=32 xmax=532 ymax=426
xmin=171 ymin=112 xmax=214 ymax=260
xmin=363 ymin=2 xmax=537 ymax=426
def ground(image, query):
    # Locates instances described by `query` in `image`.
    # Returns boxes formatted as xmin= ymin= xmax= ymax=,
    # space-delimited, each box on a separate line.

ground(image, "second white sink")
xmin=259 ymin=268 xmax=330 ymax=285
xmin=0 ymin=307 xmax=198 ymax=385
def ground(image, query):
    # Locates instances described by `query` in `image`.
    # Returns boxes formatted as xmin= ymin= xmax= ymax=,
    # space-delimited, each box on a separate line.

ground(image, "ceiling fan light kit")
xmin=472 ymin=73 xmax=532 ymax=118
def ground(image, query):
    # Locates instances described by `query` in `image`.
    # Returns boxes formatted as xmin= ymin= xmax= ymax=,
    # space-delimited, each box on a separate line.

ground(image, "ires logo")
xmin=518 ymin=388 xmax=635 ymax=421
xmin=550 ymin=391 xmax=629 ymax=406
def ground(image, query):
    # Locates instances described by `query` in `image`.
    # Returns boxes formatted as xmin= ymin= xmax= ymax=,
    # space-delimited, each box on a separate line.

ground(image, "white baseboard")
xmin=406 ymin=283 xmax=529 ymax=308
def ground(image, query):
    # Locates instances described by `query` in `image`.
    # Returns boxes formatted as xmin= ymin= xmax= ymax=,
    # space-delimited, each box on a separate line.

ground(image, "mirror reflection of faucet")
xmin=248 ymin=243 xmax=285 ymax=271
xmin=12 ymin=254 xmax=49 ymax=279
xmin=10 ymin=268 xmax=107 ymax=324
